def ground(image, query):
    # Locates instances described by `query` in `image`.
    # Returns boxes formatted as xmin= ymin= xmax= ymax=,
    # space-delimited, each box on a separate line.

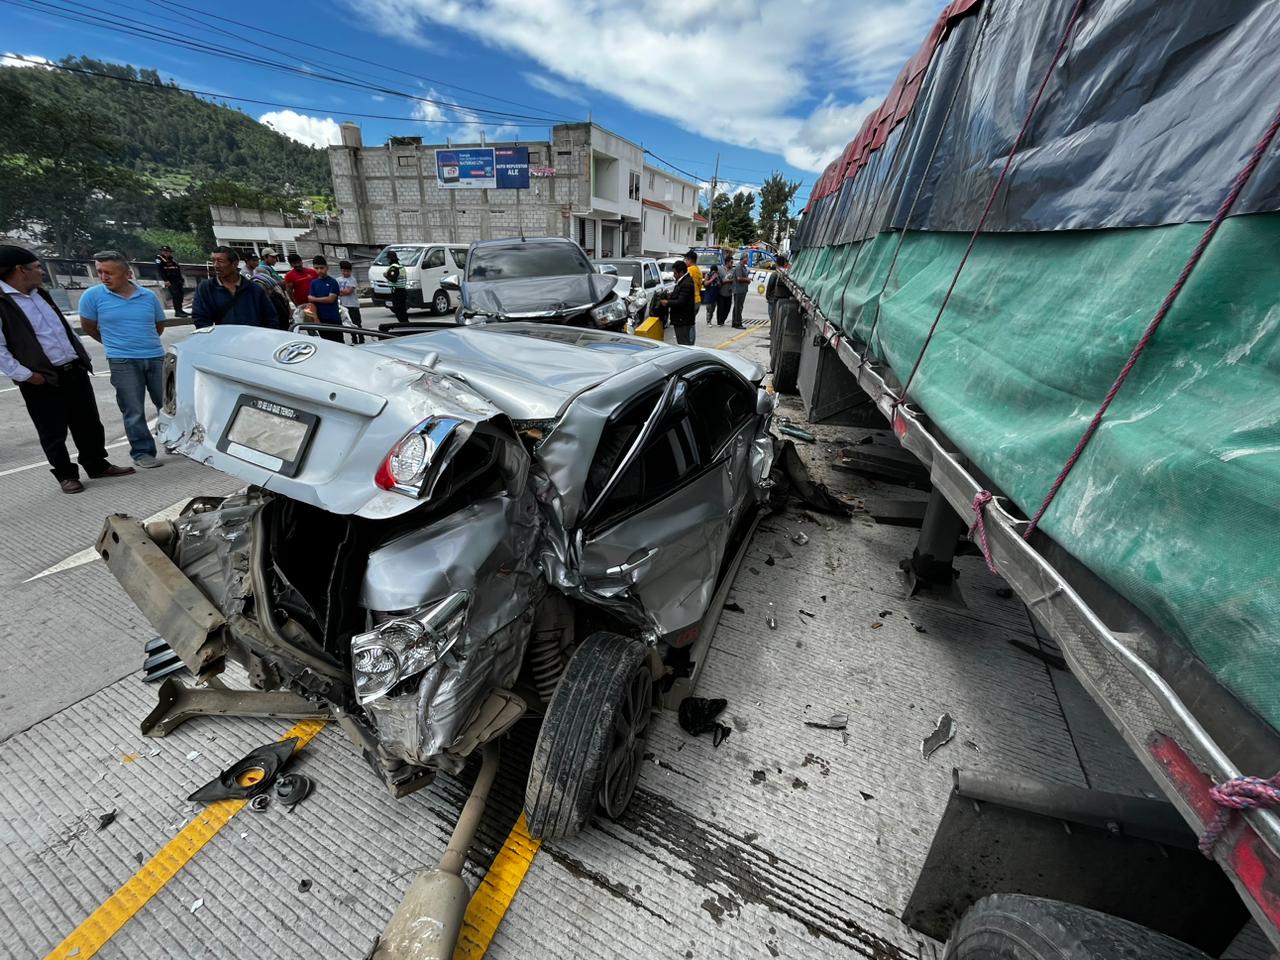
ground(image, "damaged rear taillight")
xmin=374 ymin=416 xmax=464 ymax=496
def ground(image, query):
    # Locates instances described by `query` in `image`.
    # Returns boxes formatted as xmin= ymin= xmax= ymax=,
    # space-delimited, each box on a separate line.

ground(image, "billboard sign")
xmin=495 ymin=146 xmax=530 ymax=189
xmin=435 ymin=148 xmax=496 ymax=189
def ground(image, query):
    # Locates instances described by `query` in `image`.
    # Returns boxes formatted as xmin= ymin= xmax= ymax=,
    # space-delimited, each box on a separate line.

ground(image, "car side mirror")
xmin=756 ymin=388 xmax=777 ymax=416
xmin=441 ymin=274 xmax=460 ymax=290
xmin=598 ymin=264 xmax=618 ymax=276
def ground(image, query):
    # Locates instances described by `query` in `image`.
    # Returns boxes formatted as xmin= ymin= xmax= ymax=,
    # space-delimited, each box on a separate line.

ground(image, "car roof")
xmin=363 ymin=323 xmax=688 ymax=421
xmin=470 ymin=236 xmax=577 ymax=250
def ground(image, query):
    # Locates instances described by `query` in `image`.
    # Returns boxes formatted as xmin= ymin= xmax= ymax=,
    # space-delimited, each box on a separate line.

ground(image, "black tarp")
xmin=796 ymin=0 xmax=1280 ymax=249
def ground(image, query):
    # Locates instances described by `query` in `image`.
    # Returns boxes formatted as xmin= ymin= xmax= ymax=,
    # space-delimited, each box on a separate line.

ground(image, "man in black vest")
xmin=0 ymin=246 xmax=135 ymax=493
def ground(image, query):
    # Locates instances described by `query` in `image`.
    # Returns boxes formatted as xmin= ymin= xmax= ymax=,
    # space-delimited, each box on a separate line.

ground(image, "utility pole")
xmin=706 ymin=153 xmax=720 ymax=247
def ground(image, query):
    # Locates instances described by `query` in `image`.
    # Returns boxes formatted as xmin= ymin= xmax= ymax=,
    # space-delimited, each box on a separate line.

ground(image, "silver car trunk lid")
xmin=162 ymin=327 xmax=518 ymax=519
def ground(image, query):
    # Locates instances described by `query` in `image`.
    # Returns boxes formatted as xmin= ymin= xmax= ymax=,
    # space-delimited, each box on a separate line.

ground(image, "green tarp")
xmin=792 ymin=216 xmax=1280 ymax=729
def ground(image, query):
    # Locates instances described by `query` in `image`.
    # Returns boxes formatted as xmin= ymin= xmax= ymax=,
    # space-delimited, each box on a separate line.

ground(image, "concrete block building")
xmin=639 ymin=163 xmax=701 ymax=257
xmin=329 ymin=122 xmax=654 ymax=257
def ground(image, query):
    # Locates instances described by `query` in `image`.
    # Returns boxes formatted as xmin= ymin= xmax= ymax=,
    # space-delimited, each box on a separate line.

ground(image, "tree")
xmin=0 ymin=74 xmax=152 ymax=256
xmin=710 ymin=190 xmax=757 ymax=246
xmin=758 ymin=171 xmax=802 ymax=246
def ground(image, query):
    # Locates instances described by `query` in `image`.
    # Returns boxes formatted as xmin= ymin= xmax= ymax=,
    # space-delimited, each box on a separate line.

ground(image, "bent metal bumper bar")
xmin=783 ymin=276 xmax=1280 ymax=945
xmin=96 ymin=514 xmax=329 ymax=735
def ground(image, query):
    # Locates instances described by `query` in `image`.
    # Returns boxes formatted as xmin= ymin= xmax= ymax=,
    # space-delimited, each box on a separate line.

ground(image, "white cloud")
xmin=412 ymin=90 xmax=519 ymax=143
xmin=1 ymin=52 xmax=53 ymax=69
xmin=366 ymin=0 xmax=945 ymax=171
xmin=258 ymin=110 xmax=343 ymax=148
xmin=522 ymin=71 xmax=588 ymax=107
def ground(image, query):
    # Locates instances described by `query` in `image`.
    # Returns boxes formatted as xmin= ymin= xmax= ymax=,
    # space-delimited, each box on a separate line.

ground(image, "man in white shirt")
xmin=0 ymin=246 xmax=135 ymax=493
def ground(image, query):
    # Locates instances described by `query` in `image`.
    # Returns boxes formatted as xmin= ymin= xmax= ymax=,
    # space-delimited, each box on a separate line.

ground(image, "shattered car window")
xmin=589 ymin=412 xmax=701 ymax=532
xmin=687 ymin=369 xmax=755 ymax=460
xmin=585 ymin=388 xmax=661 ymax=504
xmin=468 ymin=242 xmax=593 ymax=281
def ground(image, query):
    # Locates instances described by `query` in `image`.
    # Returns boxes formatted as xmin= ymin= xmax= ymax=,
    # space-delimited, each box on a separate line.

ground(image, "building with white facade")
xmin=639 ymin=163 xmax=701 ymax=257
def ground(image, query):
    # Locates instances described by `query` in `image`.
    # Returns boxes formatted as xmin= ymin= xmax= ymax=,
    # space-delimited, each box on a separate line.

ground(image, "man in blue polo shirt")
xmin=79 ymin=250 xmax=167 ymax=468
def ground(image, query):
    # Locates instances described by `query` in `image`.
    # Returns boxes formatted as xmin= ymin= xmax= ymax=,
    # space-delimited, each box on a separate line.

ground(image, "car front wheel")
xmin=432 ymin=291 xmax=451 ymax=315
xmin=524 ymin=631 xmax=654 ymax=840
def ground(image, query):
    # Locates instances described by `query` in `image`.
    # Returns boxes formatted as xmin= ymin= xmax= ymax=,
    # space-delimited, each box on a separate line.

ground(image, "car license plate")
xmin=216 ymin=395 xmax=318 ymax=477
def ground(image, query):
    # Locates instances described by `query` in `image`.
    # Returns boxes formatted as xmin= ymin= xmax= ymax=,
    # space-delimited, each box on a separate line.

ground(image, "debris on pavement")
xmin=275 ymin=772 xmax=315 ymax=810
xmin=142 ymin=636 xmax=189 ymax=684
xmin=187 ymin=738 xmax=298 ymax=804
xmin=751 ymin=770 xmax=767 ymax=784
xmin=766 ymin=602 xmax=778 ymax=630
xmin=724 ymin=602 xmax=744 ymax=614
xmin=189 ymin=898 xmax=204 ymax=914
xmin=777 ymin=421 xmax=817 ymax=443
xmin=791 ymin=531 xmax=809 ymax=546
xmin=298 ymin=878 xmax=313 ymax=893
xmin=678 ymin=697 xmax=732 ymax=748
xmin=804 ymin=713 xmax=848 ymax=731
xmin=769 ymin=440 xmax=853 ymax=517
xmin=798 ymin=609 xmax=816 ymax=618
xmin=922 ymin=713 xmax=956 ymax=760
xmin=248 ymin=794 xmax=271 ymax=813
xmin=95 ymin=809 xmax=117 ymax=832
xmin=185 ymin=751 xmax=201 ymax=762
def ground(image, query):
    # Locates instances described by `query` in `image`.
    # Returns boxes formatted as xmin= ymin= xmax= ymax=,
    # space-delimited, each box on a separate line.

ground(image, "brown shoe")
xmin=60 ymin=478 xmax=85 ymax=494
xmin=87 ymin=463 xmax=136 ymax=479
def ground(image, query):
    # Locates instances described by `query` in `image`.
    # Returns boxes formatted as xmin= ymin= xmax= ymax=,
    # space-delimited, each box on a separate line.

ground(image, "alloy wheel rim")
xmin=599 ymin=665 xmax=653 ymax=817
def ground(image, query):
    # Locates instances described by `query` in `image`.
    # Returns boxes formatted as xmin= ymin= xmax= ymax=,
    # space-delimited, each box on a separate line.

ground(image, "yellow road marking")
xmin=716 ymin=324 xmax=767 ymax=350
xmin=44 ymin=718 xmax=327 ymax=960
xmin=454 ymin=814 xmax=542 ymax=959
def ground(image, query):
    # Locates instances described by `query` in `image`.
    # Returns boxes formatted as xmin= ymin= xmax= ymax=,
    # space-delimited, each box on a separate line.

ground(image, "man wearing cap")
xmin=250 ymin=248 xmax=291 ymax=329
xmin=154 ymin=244 xmax=187 ymax=317
xmin=0 ymin=246 xmax=135 ymax=493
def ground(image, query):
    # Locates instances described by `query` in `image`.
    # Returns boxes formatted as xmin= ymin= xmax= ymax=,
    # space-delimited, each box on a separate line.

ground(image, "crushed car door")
xmin=576 ymin=366 xmax=756 ymax=641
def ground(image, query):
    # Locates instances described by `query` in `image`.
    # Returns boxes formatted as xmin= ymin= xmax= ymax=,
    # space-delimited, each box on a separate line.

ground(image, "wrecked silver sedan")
xmin=100 ymin=322 xmax=774 ymax=840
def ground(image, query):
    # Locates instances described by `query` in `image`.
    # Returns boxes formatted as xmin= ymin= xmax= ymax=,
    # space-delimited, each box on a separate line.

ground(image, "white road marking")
xmin=24 ymin=496 xmax=193 ymax=582
xmin=0 ymin=371 xmax=111 ymax=394
xmin=0 ymin=419 xmax=158 ymax=478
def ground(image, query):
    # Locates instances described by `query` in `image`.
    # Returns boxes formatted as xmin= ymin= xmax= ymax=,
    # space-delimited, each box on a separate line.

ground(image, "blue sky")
xmin=4 ymin=0 xmax=949 ymax=212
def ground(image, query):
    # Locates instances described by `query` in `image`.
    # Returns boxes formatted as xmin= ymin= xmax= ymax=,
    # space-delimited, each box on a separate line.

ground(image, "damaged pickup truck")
xmin=98 ymin=322 xmax=774 ymax=841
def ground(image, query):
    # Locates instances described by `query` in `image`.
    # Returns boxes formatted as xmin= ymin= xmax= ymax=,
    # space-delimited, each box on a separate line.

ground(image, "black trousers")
xmin=167 ymin=281 xmax=186 ymax=315
xmin=18 ymin=364 xmax=111 ymax=481
xmin=391 ymin=289 xmax=409 ymax=323
xmin=716 ymin=295 xmax=732 ymax=324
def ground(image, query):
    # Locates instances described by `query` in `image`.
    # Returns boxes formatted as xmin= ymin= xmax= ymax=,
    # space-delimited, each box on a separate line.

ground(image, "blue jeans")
xmin=109 ymin=357 xmax=163 ymax=460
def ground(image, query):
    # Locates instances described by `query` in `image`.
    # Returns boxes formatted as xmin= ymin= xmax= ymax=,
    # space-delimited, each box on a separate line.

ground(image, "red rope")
xmin=1200 ymin=773 xmax=1280 ymax=857
xmin=1024 ymin=100 xmax=1280 ymax=539
xmin=969 ymin=490 xmax=999 ymax=574
xmin=896 ymin=0 xmax=1088 ymax=405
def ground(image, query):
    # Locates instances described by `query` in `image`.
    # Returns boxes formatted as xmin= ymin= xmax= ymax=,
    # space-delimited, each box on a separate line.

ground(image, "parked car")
xmin=369 ymin=243 xmax=468 ymax=315
xmin=593 ymin=257 xmax=667 ymax=325
xmin=444 ymin=237 xmax=628 ymax=331
xmin=656 ymin=256 xmax=682 ymax=284
xmin=100 ymin=323 xmax=775 ymax=850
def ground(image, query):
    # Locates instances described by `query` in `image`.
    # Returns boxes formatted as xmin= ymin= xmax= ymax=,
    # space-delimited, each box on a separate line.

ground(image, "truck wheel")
xmin=774 ymin=350 xmax=800 ymax=394
xmin=944 ymin=895 xmax=1211 ymax=960
xmin=524 ymin=631 xmax=653 ymax=840
xmin=432 ymin=291 xmax=450 ymax=315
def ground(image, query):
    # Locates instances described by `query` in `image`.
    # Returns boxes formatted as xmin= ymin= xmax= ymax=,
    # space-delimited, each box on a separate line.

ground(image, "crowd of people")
xmin=659 ymin=248 xmax=790 ymax=346
xmin=0 ymin=242 xmax=368 ymax=494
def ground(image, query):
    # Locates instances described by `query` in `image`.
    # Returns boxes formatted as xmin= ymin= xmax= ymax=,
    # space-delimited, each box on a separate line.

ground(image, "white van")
xmin=368 ymin=243 xmax=469 ymax=315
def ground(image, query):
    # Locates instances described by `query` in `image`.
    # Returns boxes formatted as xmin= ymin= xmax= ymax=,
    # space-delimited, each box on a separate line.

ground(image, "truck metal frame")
xmin=782 ymin=273 xmax=1280 ymax=950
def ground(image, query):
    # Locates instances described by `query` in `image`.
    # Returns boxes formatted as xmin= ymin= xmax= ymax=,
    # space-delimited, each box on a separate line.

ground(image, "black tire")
xmin=774 ymin=350 xmax=800 ymax=394
xmin=431 ymin=290 xmax=450 ymax=315
xmin=944 ymin=895 xmax=1211 ymax=960
xmin=524 ymin=631 xmax=653 ymax=840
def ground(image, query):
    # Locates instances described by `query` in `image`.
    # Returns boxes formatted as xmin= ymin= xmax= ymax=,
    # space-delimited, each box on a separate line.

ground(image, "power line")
xmin=141 ymin=0 xmax=560 ymax=117
xmin=2 ymin=55 xmax=556 ymax=129
xmin=4 ymin=0 xmax=572 ymax=124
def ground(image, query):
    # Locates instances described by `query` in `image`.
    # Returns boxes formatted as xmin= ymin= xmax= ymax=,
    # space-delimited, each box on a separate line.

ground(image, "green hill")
xmin=0 ymin=57 xmax=333 ymax=258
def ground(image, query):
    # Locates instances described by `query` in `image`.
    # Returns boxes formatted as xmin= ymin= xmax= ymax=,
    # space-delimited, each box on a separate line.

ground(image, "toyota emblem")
xmin=274 ymin=341 xmax=317 ymax=364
